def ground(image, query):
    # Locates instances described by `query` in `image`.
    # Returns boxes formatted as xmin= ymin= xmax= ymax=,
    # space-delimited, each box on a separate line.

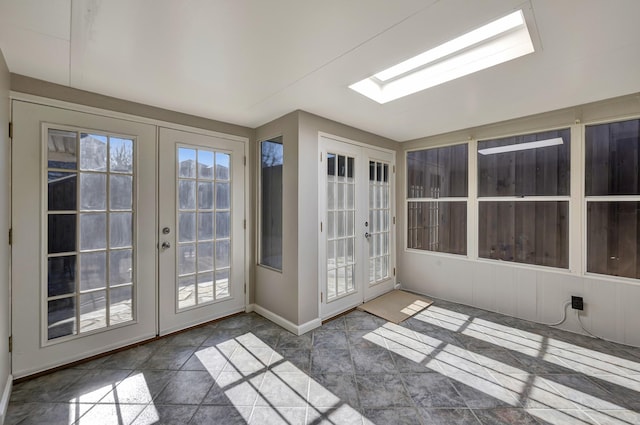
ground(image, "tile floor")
xmin=5 ymin=297 xmax=640 ymax=424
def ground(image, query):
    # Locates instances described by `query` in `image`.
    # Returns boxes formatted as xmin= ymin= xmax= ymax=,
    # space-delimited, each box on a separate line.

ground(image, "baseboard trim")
xmin=250 ymin=304 xmax=321 ymax=335
xmin=0 ymin=373 xmax=12 ymax=425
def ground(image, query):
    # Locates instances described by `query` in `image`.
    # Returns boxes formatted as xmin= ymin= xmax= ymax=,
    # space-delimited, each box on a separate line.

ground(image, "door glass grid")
xmin=47 ymin=128 xmax=135 ymax=341
xmin=326 ymin=153 xmax=356 ymax=300
xmin=177 ymin=147 xmax=232 ymax=310
xmin=369 ymin=161 xmax=390 ymax=284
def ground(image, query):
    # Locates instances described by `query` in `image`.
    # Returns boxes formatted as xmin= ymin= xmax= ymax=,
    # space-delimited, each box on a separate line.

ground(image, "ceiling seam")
xmin=246 ymin=0 xmax=442 ymax=111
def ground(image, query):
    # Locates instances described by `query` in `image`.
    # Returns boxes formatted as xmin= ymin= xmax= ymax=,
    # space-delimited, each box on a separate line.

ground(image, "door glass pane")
xmin=80 ymin=291 xmax=107 ymax=332
xmin=215 ymin=269 xmax=230 ymax=298
xmin=110 ymin=249 xmax=132 ymax=285
xmin=46 ymin=127 xmax=136 ymax=341
xmin=368 ymin=161 xmax=391 ymax=285
xmin=109 ymin=138 xmax=133 ymax=173
xmin=48 ymin=256 xmax=76 ymax=297
xmin=48 ymin=172 xmax=77 ymax=211
xmin=110 ymin=286 xmax=133 ymax=324
xmin=48 ymin=129 xmax=77 ymax=170
xmin=80 ymin=133 xmax=108 ymax=171
xmin=326 ymin=152 xmax=357 ymax=301
xmin=48 ymin=297 xmax=76 ymax=340
xmin=197 ymin=273 xmax=214 ymax=303
xmin=110 ymin=213 xmax=132 ymax=248
xmin=48 ymin=214 xmax=76 ymax=254
xmin=80 ymin=252 xmax=107 ymax=291
xmin=80 ymin=213 xmax=107 ymax=250
xmin=110 ymin=175 xmax=132 ymax=210
xmin=176 ymin=146 xmax=233 ymax=309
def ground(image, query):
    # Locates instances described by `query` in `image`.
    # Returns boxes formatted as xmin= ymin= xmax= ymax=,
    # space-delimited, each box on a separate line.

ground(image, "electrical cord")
xmin=542 ymin=300 xmax=571 ymax=326
xmin=576 ymin=310 xmax=603 ymax=340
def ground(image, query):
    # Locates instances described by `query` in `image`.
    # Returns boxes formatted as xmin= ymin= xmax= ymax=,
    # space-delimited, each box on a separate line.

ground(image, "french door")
xmin=11 ymin=102 xmax=246 ymax=378
xmin=319 ymin=135 xmax=395 ymax=319
xmin=11 ymin=101 xmax=158 ymax=378
xmin=157 ymin=128 xmax=245 ymax=334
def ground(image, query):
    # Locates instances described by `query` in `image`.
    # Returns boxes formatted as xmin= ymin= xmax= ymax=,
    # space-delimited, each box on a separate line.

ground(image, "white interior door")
xmin=11 ymin=101 xmax=157 ymax=378
xmin=320 ymin=135 xmax=395 ymax=319
xmin=158 ymin=128 xmax=246 ymax=334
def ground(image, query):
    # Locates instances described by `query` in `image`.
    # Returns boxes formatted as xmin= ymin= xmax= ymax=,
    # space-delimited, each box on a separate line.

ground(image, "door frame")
xmin=317 ymin=132 xmax=396 ymax=320
xmin=9 ymin=92 xmax=251 ymax=377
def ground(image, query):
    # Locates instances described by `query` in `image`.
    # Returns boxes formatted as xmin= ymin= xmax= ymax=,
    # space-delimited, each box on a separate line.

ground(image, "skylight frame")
xmin=350 ymin=9 xmax=535 ymax=104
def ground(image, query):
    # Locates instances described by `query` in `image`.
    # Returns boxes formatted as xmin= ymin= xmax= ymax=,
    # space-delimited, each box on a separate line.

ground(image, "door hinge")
xmin=8 ymin=122 xmax=12 ymax=139
xmin=320 ymin=152 xmax=322 ymax=162
xmin=244 ymin=283 xmax=246 ymax=294
xmin=8 ymin=228 xmax=11 ymax=245
xmin=8 ymin=335 xmax=12 ymax=353
xmin=320 ymin=292 xmax=323 ymax=302
xmin=393 ymin=217 xmax=396 ymax=225
xmin=243 ymin=219 xmax=246 ymax=229
xmin=320 ymin=221 xmax=323 ymax=232
xmin=243 ymin=156 xmax=247 ymax=166
xmin=393 ymin=165 xmax=396 ymax=173
xmin=393 ymin=267 xmax=396 ymax=276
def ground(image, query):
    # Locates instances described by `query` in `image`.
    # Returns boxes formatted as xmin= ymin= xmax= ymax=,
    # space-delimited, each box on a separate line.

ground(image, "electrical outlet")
xmin=571 ymin=296 xmax=584 ymax=311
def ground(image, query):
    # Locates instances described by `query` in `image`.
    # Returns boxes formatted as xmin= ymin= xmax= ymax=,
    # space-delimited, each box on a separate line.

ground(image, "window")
xmin=406 ymin=144 xmax=467 ymax=254
xmin=176 ymin=147 xmax=232 ymax=309
xmin=586 ymin=119 xmax=640 ymax=279
xmin=47 ymin=128 xmax=134 ymax=340
xmin=259 ymin=137 xmax=283 ymax=270
xmin=477 ymin=129 xmax=570 ymax=268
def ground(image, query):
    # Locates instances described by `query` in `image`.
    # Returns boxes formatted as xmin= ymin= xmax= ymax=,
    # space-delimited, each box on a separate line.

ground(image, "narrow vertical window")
xmin=586 ymin=119 xmax=640 ymax=279
xmin=406 ymin=144 xmax=468 ymax=254
xmin=259 ymin=137 xmax=283 ymax=271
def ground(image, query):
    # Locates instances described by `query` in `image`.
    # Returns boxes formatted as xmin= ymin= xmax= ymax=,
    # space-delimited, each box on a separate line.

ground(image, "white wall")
xmin=0 ymin=49 xmax=11 ymax=421
xmin=397 ymin=93 xmax=640 ymax=348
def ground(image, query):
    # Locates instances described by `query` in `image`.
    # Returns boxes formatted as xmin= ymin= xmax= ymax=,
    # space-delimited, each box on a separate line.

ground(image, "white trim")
xmin=14 ymin=333 xmax=154 ymax=379
xmin=10 ymin=92 xmax=249 ymax=143
xmin=159 ymin=307 xmax=246 ymax=336
xmin=251 ymin=304 xmax=321 ymax=336
xmin=318 ymin=132 xmax=395 ymax=155
xmin=0 ymin=374 xmax=12 ymax=425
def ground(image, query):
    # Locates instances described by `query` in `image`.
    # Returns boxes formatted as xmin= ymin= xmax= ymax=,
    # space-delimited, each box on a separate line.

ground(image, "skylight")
xmin=350 ymin=9 xmax=535 ymax=104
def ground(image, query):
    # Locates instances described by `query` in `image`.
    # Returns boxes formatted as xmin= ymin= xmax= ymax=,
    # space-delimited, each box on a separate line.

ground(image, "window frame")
xmin=257 ymin=135 xmax=284 ymax=272
xmin=404 ymin=141 xmax=470 ymax=257
xmin=583 ymin=115 xmax=640 ymax=282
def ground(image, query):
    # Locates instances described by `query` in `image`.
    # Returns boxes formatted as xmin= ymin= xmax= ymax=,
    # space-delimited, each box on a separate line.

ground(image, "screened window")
xmin=586 ymin=119 xmax=640 ymax=279
xmin=406 ymin=144 xmax=467 ymax=254
xmin=478 ymin=129 xmax=570 ymax=268
xmin=259 ymin=137 xmax=283 ymax=270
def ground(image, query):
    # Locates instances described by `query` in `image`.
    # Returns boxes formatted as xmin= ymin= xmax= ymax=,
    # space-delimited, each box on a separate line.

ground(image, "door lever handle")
xmin=364 ymin=232 xmax=371 ymax=239
xmin=161 ymin=241 xmax=171 ymax=250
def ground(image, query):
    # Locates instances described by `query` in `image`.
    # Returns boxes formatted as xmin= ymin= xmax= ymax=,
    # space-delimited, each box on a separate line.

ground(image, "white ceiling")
xmin=1 ymin=0 xmax=639 ymax=141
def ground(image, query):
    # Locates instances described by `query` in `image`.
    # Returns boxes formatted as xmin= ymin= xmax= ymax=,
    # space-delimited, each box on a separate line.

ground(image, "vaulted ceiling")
xmin=1 ymin=0 xmax=639 ymax=141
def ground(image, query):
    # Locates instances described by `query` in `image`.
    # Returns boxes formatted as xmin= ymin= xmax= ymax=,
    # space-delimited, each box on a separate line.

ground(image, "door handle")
xmin=161 ymin=241 xmax=171 ymax=251
xmin=364 ymin=232 xmax=371 ymax=239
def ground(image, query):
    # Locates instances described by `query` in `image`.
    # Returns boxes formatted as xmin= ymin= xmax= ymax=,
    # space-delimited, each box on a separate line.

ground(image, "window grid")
xmin=368 ymin=161 xmax=390 ymax=284
xmin=176 ymin=147 xmax=232 ymax=310
xmin=46 ymin=128 xmax=135 ymax=341
xmin=326 ymin=153 xmax=356 ymax=301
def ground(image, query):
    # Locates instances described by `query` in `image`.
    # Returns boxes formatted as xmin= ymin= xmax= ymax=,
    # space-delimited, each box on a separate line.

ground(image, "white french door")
xmin=11 ymin=103 xmax=247 ymax=378
xmin=11 ymin=101 xmax=158 ymax=378
xmin=157 ymin=128 xmax=245 ymax=335
xmin=320 ymin=135 xmax=395 ymax=319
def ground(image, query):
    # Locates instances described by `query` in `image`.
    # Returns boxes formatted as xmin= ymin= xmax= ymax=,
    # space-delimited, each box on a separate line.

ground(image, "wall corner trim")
xmin=0 ymin=374 xmax=13 ymax=424
xmin=250 ymin=304 xmax=321 ymax=336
